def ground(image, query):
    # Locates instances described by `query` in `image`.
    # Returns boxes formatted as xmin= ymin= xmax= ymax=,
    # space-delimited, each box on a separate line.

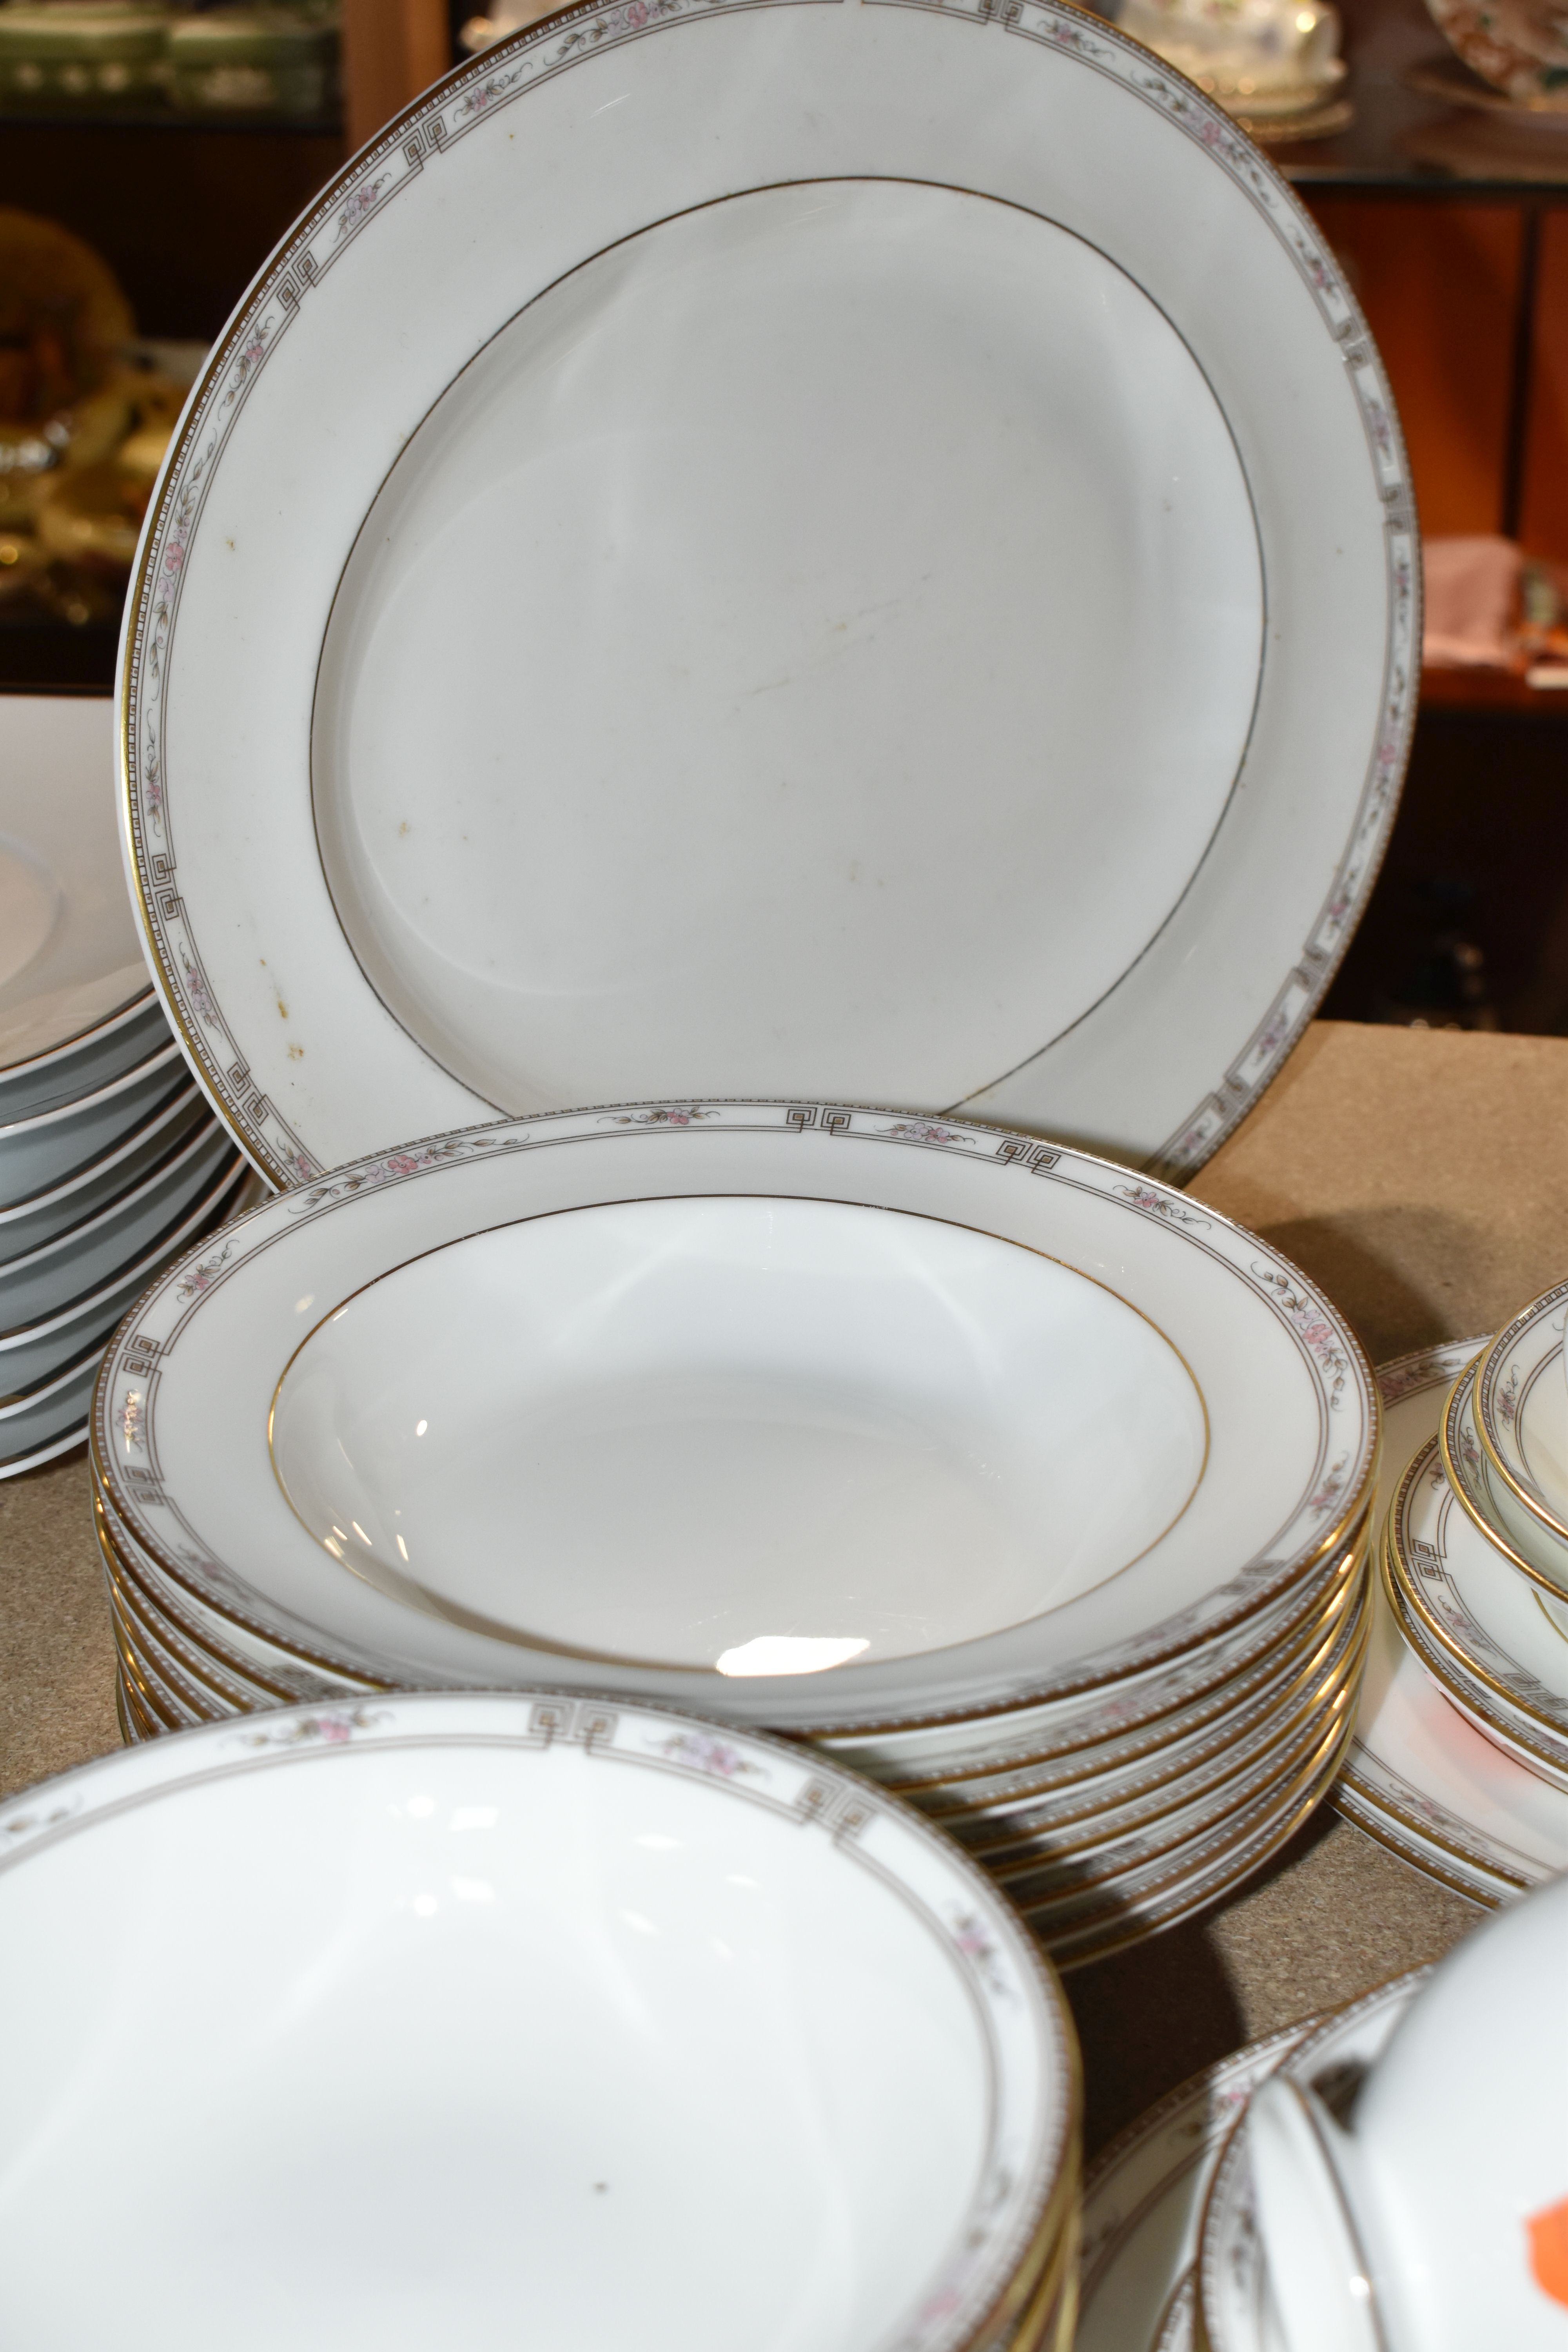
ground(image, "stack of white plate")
xmin=94 ymin=1103 xmax=1376 ymax=1967
xmin=0 ymin=697 xmax=248 ymax=1475
xmin=1334 ymin=1319 xmax=1568 ymax=1906
xmin=0 ymin=1690 xmax=1083 ymax=2352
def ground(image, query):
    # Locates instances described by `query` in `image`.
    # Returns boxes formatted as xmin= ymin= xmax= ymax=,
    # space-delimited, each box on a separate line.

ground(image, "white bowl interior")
xmin=271 ymin=1194 xmax=1207 ymax=1673
xmin=312 ymin=175 xmax=1261 ymax=1116
xmin=1 ymin=1735 xmax=998 ymax=2352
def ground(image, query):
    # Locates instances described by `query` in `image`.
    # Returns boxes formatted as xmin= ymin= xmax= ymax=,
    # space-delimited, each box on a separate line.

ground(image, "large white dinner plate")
xmin=1 ymin=696 xmax=155 ymax=1111
xmin=1334 ymin=1340 xmax=1568 ymax=1902
xmin=92 ymin=1103 xmax=1374 ymax=1733
xmin=0 ymin=1691 xmax=1075 ymax=2352
xmin=121 ymin=0 xmax=1414 ymax=1188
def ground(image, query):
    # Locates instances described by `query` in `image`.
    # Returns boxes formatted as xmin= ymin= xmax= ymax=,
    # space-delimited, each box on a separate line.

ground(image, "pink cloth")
xmin=1423 ymin=534 xmax=1521 ymax=670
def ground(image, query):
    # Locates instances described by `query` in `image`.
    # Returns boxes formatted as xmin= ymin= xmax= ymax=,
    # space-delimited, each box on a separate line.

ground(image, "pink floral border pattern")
xmin=120 ymin=0 xmax=1412 ymax=1196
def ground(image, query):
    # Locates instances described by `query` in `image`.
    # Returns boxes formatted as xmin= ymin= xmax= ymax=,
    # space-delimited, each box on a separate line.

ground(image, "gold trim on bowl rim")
xmin=969 ymin=1577 xmax=1370 ymax=1874
xmin=1385 ymin=1451 xmax=1568 ymax=1765
xmin=1380 ymin=1525 xmax=1568 ymax=1793
xmin=1439 ymin=1359 xmax=1568 ymax=1604
xmin=1041 ymin=1713 xmax=1359 ymax=1970
xmin=1472 ymin=1295 xmax=1568 ymax=1549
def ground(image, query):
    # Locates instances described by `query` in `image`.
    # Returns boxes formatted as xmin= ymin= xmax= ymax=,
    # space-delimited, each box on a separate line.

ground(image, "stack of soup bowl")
xmin=1332 ymin=1308 xmax=1568 ymax=1905
xmin=0 ymin=698 xmax=247 ymax=1475
xmin=0 ymin=1688 xmax=1082 ymax=2352
xmin=93 ymin=1100 xmax=1376 ymax=1967
xmin=1195 ymin=1868 xmax=1568 ymax=2352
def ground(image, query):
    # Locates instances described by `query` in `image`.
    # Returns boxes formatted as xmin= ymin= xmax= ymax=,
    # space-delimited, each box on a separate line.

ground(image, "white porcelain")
xmin=96 ymin=1476 xmax=385 ymax=1697
xmin=1020 ymin=1699 xmax=1354 ymax=1967
xmin=1007 ymin=1673 xmax=1356 ymax=1916
xmin=122 ymin=0 xmax=1414 ymax=1191
xmin=821 ymin=1539 xmax=1363 ymax=1784
xmin=1244 ymin=2076 xmax=1381 ymax=2352
xmin=93 ymin=1103 xmax=1374 ymax=1733
xmin=1198 ymin=1971 xmax=1425 ymax=2352
xmin=102 ymin=1544 xmax=305 ymax=1717
xmin=1241 ymin=1878 xmax=1568 ymax=2352
xmin=0 ymin=1118 xmax=235 ymax=1330
xmin=0 ymin=695 xmax=152 ymax=1105
xmin=0 ymin=1154 xmax=247 ymax=1393
xmin=1387 ymin=1431 xmax=1568 ymax=1786
xmin=1440 ymin=1358 xmax=1568 ymax=1614
xmin=944 ymin=1565 xmax=1365 ymax=1838
xmin=1386 ymin=1558 xmax=1568 ymax=1798
xmin=97 ymin=1468 xmax=1363 ymax=1803
xmin=0 ymin=1036 xmax=187 ymax=1210
xmin=0 ymin=1334 xmax=103 ymax=1475
xmin=0 ymin=1078 xmax=207 ymax=1267
xmin=1473 ymin=1289 xmax=1568 ymax=1588
xmin=998 ymin=1708 xmax=1359 ymax=1928
xmin=272 ymin=1194 xmax=1208 ymax=1675
xmin=1075 ymin=2020 xmax=1317 ymax=2352
xmin=0 ymin=1691 xmax=1076 ymax=2352
xmin=975 ymin=1583 xmax=1367 ymax=1873
xmin=0 ymin=989 xmax=167 ymax=1125
xmin=1334 ymin=1343 xmax=1568 ymax=1902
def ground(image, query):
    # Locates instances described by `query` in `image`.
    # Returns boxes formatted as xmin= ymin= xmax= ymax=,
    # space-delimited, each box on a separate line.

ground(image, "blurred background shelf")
xmin=2 ymin=0 xmax=1566 ymax=1043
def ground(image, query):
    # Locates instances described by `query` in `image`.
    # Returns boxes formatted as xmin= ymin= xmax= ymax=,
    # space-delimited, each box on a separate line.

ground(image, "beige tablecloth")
xmin=5 ymin=1020 xmax=1565 ymax=2153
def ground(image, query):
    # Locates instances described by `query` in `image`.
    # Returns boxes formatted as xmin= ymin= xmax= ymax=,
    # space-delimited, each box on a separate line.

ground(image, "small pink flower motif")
xmin=284 ymin=1149 xmax=314 ymax=1183
xmin=180 ymin=953 xmax=218 ymax=1028
xmin=626 ymin=2 xmax=647 ymax=24
xmin=949 ymin=1906 xmax=1013 ymax=1995
xmin=661 ymin=1731 xmax=758 ymax=1780
xmin=884 ymin=1121 xmax=965 ymax=1144
xmin=243 ymin=1706 xmax=386 ymax=1752
xmin=336 ymin=176 xmax=388 ymax=240
xmin=385 ymin=1154 xmax=423 ymax=1178
xmin=918 ymin=2285 xmax=964 ymax=2323
xmin=603 ymin=1106 xmax=715 ymax=1127
xmin=164 ymin=539 xmax=185 ymax=574
xmin=176 ymin=1240 xmax=234 ymax=1301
